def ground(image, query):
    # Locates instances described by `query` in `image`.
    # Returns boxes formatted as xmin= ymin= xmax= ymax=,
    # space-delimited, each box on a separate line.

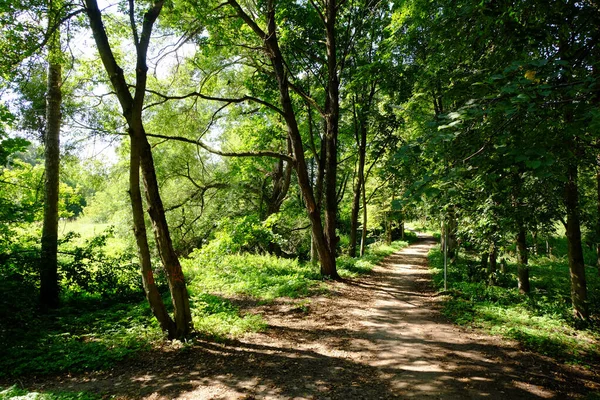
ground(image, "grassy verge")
xmin=182 ymin=238 xmax=415 ymax=338
xmin=2 ymin=237 xmax=415 ymax=382
xmin=428 ymin=247 xmax=600 ymax=366
xmin=0 ymin=386 xmax=101 ymax=400
xmin=0 ymin=295 xmax=162 ymax=379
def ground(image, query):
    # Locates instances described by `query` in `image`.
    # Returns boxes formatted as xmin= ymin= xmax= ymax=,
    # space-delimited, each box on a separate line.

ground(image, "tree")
xmin=39 ymin=0 xmax=62 ymax=308
xmin=84 ymin=0 xmax=192 ymax=338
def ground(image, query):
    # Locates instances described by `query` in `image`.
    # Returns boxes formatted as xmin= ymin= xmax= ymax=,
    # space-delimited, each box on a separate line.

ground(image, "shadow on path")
xmin=19 ymin=237 xmax=600 ymax=399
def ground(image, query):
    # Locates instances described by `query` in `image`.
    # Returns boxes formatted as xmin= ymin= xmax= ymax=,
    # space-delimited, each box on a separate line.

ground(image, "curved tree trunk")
xmin=85 ymin=0 xmax=193 ymax=338
xmin=137 ymin=133 xmax=192 ymax=337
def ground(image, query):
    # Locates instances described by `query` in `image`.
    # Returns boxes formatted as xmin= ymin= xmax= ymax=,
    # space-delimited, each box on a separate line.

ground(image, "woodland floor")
xmin=11 ymin=236 xmax=600 ymax=399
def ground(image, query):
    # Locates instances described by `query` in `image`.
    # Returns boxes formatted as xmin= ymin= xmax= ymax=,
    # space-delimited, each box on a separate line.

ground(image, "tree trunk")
xmin=85 ymin=0 xmax=193 ymax=338
xmin=137 ymin=132 xmax=193 ymax=337
xmin=385 ymin=213 xmax=392 ymax=245
xmin=360 ymin=177 xmax=367 ymax=257
xmin=488 ymin=243 xmax=497 ymax=285
xmin=565 ymin=159 xmax=589 ymax=320
xmin=349 ymin=106 xmax=367 ymax=257
xmin=129 ymin=133 xmax=174 ymax=335
xmin=262 ymin=1 xmax=338 ymax=278
xmin=441 ymin=210 xmax=458 ymax=263
xmin=40 ymin=17 xmax=61 ymax=309
xmin=480 ymin=252 xmax=489 ymax=270
xmin=323 ymin=0 xmax=340 ymax=261
xmin=596 ymin=161 xmax=600 ymax=275
xmin=400 ymin=220 xmax=405 ymax=240
xmin=516 ymin=227 xmax=530 ymax=294
xmin=446 ymin=207 xmax=458 ymax=263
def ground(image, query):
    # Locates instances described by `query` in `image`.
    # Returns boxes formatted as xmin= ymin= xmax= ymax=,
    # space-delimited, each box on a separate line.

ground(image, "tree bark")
xmin=488 ymin=243 xmax=497 ymax=285
xmin=349 ymin=102 xmax=367 ymax=257
xmin=516 ymin=227 xmax=530 ymax=294
xmin=565 ymin=158 xmax=589 ymax=320
xmin=360 ymin=177 xmax=367 ymax=257
xmin=40 ymin=23 xmax=61 ymax=309
xmin=137 ymin=132 xmax=193 ymax=337
xmin=441 ymin=208 xmax=458 ymax=263
xmin=323 ymin=0 xmax=340 ymax=261
xmin=596 ymin=160 xmax=600 ymax=275
xmin=480 ymin=252 xmax=489 ymax=270
xmin=228 ymin=0 xmax=339 ymax=278
xmin=385 ymin=213 xmax=392 ymax=245
xmin=129 ymin=134 xmax=174 ymax=335
xmin=85 ymin=0 xmax=193 ymax=338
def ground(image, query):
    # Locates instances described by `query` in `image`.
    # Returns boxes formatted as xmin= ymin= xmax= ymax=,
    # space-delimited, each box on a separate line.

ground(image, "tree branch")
xmin=144 ymin=88 xmax=285 ymax=116
xmin=145 ymin=133 xmax=295 ymax=163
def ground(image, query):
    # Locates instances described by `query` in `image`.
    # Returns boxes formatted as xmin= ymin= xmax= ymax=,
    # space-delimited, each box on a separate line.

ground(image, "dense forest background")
xmin=1 ymin=0 xmax=600 ymax=385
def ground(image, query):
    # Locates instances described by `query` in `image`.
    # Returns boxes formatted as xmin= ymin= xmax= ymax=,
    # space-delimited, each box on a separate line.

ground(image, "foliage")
xmin=0 ymin=386 xmax=100 ymax=400
xmin=57 ymin=228 xmax=140 ymax=297
xmin=191 ymin=293 xmax=266 ymax=339
xmin=184 ymin=239 xmax=412 ymax=300
xmin=428 ymin=246 xmax=600 ymax=365
xmin=184 ymin=252 xmax=322 ymax=300
xmin=198 ymin=215 xmax=279 ymax=256
xmin=0 ymin=297 xmax=162 ymax=378
xmin=338 ymin=239 xmax=414 ymax=277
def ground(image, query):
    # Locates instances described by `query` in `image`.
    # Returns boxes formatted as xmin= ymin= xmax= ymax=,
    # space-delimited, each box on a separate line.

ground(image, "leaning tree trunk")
xmin=516 ymin=227 xmax=530 ymax=294
xmin=129 ymin=133 xmax=174 ymax=335
xmin=258 ymin=0 xmax=338 ymax=278
xmin=226 ymin=0 xmax=338 ymax=277
xmin=137 ymin=130 xmax=193 ymax=337
xmin=40 ymin=15 xmax=61 ymax=309
xmin=85 ymin=0 xmax=193 ymax=338
xmin=565 ymin=158 xmax=589 ymax=320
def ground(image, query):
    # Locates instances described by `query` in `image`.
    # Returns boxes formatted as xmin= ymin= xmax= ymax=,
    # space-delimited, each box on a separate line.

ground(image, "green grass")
xmin=337 ymin=239 xmax=413 ymax=277
xmin=183 ymin=239 xmax=413 ymax=300
xmin=428 ymin=246 xmax=600 ymax=366
xmin=190 ymin=292 xmax=267 ymax=339
xmin=1 ymin=238 xmax=413 ymax=380
xmin=0 ymin=386 xmax=101 ymax=400
xmin=0 ymin=296 xmax=163 ymax=379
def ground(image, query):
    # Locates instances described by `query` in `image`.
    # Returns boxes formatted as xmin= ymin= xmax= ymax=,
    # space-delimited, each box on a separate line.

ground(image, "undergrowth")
xmin=0 ymin=295 xmax=162 ymax=379
xmin=428 ymin=246 xmax=600 ymax=366
xmin=0 ymin=386 xmax=100 ymax=400
xmin=2 ymin=237 xmax=413 ymax=381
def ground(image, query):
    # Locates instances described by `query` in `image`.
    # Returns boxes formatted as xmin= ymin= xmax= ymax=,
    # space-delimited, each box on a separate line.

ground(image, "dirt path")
xmin=26 ymin=237 xmax=599 ymax=399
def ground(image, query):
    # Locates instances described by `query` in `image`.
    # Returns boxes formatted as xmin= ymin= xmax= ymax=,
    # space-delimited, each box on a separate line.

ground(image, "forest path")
xmin=29 ymin=237 xmax=598 ymax=399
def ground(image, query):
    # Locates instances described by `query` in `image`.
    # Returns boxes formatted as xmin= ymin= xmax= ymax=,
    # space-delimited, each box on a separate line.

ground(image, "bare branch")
xmin=128 ymin=0 xmax=140 ymax=47
xmin=145 ymin=133 xmax=295 ymax=163
xmin=143 ymin=88 xmax=285 ymax=116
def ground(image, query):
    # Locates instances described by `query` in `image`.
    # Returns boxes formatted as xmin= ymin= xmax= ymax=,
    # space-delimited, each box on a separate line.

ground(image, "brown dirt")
xmin=11 ymin=237 xmax=600 ymax=399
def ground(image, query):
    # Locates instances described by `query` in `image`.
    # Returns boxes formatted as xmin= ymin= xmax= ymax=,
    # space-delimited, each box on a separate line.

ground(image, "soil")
xmin=9 ymin=236 xmax=600 ymax=399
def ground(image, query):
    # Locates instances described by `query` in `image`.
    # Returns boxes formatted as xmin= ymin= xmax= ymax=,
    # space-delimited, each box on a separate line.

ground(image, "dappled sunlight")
xmin=8 ymin=238 xmax=598 ymax=399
